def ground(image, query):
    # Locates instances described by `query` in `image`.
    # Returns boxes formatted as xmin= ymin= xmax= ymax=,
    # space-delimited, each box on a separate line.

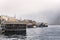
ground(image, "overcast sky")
xmin=0 ymin=0 xmax=60 ymax=24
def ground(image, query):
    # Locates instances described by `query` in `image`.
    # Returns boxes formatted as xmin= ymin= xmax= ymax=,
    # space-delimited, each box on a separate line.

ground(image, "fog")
xmin=0 ymin=0 xmax=60 ymax=25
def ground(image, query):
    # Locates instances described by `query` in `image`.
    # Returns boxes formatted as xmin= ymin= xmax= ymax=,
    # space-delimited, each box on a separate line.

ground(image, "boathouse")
xmin=1 ymin=21 xmax=27 ymax=35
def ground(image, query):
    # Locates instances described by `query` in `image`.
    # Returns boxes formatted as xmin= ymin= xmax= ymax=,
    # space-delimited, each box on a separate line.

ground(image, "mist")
xmin=0 ymin=0 xmax=60 ymax=25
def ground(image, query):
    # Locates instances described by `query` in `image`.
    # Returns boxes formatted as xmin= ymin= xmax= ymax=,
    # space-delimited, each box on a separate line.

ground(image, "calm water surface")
xmin=0 ymin=25 xmax=60 ymax=40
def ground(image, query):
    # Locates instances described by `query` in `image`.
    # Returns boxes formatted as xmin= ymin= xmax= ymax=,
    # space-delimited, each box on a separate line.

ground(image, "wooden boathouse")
xmin=1 ymin=21 xmax=27 ymax=36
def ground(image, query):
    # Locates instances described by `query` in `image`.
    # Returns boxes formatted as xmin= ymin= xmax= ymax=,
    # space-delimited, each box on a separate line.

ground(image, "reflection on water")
xmin=0 ymin=25 xmax=60 ymax=40
xmin=0 ymin=34 xmax=27 ymax=40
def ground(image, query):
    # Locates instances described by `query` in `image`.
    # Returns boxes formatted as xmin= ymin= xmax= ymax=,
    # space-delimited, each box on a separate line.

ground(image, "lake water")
xmin=0 ymin=25 xmax=60 ymax=40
